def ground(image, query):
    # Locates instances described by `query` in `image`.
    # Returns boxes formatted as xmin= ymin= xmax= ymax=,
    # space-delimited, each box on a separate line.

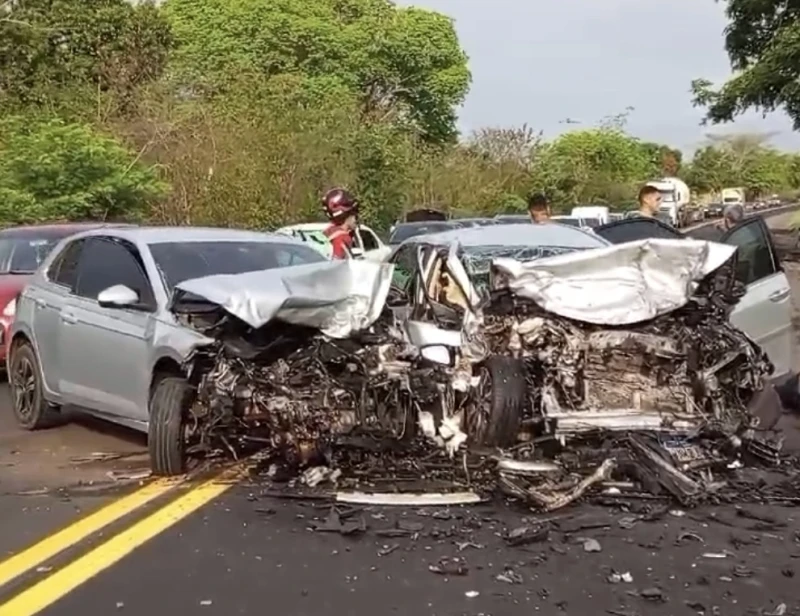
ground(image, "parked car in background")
xmin=493 ymin=214 xmax=530 ymax=224
xmin=7 ymin=227 xmax=327 ymax=474
xmin=0 ymin=223 xmax=130 ymax=363
xmin=451 ymin=218 xmax=502 ymax=228
xmin=277 ymin=222 xmax=389 ymax=261
xmin=388 ymin=221 xmax=460 ymax=245
xmin=706 ymin=203 xmax=725 ymax=218
xmin=571 ymin=206 xmax=610 ymax=225
xmin=551 ymin=216 xmax=601 ymax=228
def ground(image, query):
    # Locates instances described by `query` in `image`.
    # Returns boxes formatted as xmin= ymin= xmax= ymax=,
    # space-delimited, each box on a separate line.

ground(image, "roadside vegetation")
xmin=2 ymin=0 xmax=800 ymax=231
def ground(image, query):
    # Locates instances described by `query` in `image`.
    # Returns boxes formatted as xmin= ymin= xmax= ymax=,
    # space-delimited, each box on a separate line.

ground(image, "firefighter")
xmin=321 ymin=187 xmax=359 ymax=259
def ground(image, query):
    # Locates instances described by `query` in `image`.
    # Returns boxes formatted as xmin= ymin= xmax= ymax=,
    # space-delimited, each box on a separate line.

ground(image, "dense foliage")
xmin=691 ymin=0 xmax=800 ymax=130
xmin=2 ymin=0 xmax=800 ymax=231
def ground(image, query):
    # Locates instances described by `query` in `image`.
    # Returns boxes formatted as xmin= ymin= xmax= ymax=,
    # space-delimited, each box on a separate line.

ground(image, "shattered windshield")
xmin=461 ymin=244 xmax=588 ymax=291
xmin=150 ymin=240 xmax=326 ymax=292
xmin=0 ymin=237 xmax=62 ymax=274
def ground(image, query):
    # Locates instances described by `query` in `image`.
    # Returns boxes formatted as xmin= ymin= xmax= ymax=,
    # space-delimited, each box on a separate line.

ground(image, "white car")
xmin=276 ymin=223 xmax=390 ymax=261
xmin=551 ymin=216 xmax=599 ymax=228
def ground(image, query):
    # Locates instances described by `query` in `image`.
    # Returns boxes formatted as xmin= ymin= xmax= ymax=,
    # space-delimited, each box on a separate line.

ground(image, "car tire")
xmin=149 ymin=376 xmax=192 ymax=477
xmin=8 ymin=342 xmax=61 ymax=430
xmin=473 ymin=355 xmax=527 ymax=447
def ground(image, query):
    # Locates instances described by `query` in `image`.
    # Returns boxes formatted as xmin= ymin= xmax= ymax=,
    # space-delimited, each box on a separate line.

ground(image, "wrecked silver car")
xmin=165 ymin=223 xmax=782 ymax=510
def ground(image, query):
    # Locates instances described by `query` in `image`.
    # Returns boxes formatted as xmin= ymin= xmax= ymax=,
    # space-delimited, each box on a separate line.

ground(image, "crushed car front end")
xmin=165 ymin=238 xmax=786 ymax=510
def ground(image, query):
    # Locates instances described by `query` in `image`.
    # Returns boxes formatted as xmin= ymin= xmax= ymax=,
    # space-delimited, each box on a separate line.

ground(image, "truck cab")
xmin=646 ymin=177 xmax=691 ymax=227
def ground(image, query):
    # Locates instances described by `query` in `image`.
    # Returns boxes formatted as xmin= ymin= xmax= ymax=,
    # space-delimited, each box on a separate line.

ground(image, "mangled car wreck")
xmin=169 ymin=236 xmax=785 ymax=511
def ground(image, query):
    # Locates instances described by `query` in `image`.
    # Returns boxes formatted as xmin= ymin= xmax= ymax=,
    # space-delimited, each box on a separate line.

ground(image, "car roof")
xmin=66 ymin=226 xmax=308 ymax=246
xmin=393 ymin=220 xmax=454 ymax=227
xmin=0 ymin=222 xmax=131 ymax=239
xmin=401 ymin=222 xmax=609 ymax=248
xmin=280 ymin=222 xmax=377 ymax=232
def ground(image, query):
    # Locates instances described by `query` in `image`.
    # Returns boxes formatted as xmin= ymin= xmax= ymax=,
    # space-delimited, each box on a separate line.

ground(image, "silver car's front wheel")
xmin=148 ymin=376 xmax=193 ymax=476
xmin=8 ymin=342 xmax=61 ymax=430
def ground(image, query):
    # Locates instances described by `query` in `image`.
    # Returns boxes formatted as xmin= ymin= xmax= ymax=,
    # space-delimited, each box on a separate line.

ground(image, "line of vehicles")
xmin=0 ymin=207 xmax=794 ymax=474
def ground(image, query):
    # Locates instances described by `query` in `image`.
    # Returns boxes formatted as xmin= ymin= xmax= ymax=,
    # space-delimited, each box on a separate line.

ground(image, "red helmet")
xmin=322 ymin=187 xmax=358 ymax=221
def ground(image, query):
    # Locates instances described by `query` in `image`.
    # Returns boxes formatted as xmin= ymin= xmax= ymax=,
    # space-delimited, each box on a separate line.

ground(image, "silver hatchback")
xmin=7 ymin=226 xmax=325 ymax=475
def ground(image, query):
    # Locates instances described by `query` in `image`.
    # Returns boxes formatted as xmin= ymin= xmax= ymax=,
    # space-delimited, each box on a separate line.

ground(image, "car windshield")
xmin=389 ymin=223 xmax=455 ymax=244
xmin=0 ymin=236 xmax=63 ymax=274
xmin=461 ymin=244 xmax=590 ymax=292
xmin=149 ymin=240 xmax=326 ymax=292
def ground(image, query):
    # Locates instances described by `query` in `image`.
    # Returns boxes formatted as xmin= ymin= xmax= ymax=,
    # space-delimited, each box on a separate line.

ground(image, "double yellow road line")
xmin=0 ymin=469 xmax=242 ymax=615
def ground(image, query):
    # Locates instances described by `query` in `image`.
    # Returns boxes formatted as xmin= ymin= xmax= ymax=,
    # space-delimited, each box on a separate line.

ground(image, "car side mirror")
xmin=97 ymin=284 xmax=139 ymax=308
xmin=349 ymin=246 xmax=364 ymax=258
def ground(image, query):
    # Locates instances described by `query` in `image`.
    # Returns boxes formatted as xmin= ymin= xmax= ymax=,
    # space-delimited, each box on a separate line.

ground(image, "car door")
xmin=724 ymin=217 xmax=794 ymax=378
xmin=58 ymin=237 xmax=156 ymax=422
xmin=27 ymin=238 xmax=86 ymax=396
xmin=386 ymin=244 xmax=419 ymax=322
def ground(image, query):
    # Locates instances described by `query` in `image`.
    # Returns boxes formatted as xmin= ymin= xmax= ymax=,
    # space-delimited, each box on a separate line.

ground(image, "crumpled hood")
xmin=491 ymin=238 xmax=736 ymax=325
xmin=172 ymin=259 xmax=395 ymax=338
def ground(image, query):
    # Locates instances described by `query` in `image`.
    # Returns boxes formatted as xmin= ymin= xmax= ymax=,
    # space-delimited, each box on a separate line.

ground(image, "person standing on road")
xmin=636 ymin=185 xmax=662 ymax=218
xmin=721 ymin=204 xmax=744 ymax=230
xmin=321 ymin=187 xmax=359 ymax=259
xmin=528 ymin=193 xmax=551 ymax=223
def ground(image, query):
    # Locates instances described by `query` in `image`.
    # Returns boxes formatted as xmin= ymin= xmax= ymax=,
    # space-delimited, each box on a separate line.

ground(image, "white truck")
xmin=721 ymin=187 xmax=746 ymax=208
xmin=645 ymin=177 xmax=691 ymax=227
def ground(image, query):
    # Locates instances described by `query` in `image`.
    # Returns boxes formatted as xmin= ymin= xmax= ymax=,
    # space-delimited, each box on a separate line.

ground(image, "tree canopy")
xmin=691 ymin=0 xmax=800 ymax=129
xmin=1 ymin=0 xmax=800 ymax=231
xmin=162 ymin=0 xmax=471 ymax=143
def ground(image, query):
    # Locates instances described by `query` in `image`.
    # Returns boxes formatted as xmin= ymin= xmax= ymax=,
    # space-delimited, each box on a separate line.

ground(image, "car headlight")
xmin=2 ymin=298 xmax=15 ymax=317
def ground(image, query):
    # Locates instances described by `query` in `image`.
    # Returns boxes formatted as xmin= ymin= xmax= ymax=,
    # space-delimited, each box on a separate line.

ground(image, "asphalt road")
xmin=1 ymin=210 xmax=800 ymax=616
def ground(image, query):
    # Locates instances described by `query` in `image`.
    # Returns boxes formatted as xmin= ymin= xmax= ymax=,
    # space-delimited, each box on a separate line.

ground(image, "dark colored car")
xmin=452 ymin=218 xmax=502 ymax=228
xmin=404 ymin=208 xmax=448 ymax=223
xmin=0 ymin=223 xmax=130 ymax=362
xmin=388 ymin=221 xmax=459 ymax=245
xmin=493 ymin=214 xmax=530 ymax=224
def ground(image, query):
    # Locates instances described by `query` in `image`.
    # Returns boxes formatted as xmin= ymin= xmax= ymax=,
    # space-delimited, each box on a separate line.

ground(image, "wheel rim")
xmin=11 ymin=355 xmax=36 ymax=420
xmin=465 ymin=366 xmax=491 ymax=440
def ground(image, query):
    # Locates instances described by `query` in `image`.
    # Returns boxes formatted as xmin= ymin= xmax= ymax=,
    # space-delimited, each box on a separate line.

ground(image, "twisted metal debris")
xmin=180 ymin=254 xmax=791 ymax=510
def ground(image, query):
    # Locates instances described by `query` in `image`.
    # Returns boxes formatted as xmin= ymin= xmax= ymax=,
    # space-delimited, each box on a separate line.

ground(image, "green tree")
xmin=684 ymin=146 xmax=732 ymax=193
xmin=531 ymin=128 xmax=652 ymax=205
xmin=0 ymin=116 xmax=167 ymax=224
xmin=161 ymin=0 xmax=470 ymax=143
xmin=684 ymin=132 xmax=793 ymax=197
xmin=0 ymin=0 xmax=172 ymax=116
xmin=690 ymin=0 xmax=800 ymax=128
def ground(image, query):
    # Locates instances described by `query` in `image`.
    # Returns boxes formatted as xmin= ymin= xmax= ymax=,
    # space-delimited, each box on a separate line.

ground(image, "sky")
xmin=404 ymin=0 xmax=800 ymax=155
